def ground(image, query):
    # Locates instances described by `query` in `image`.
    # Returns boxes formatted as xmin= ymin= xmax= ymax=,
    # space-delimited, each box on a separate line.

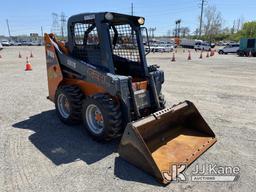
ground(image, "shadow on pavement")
xmin=13 ymin=110 xmax=162 ymax=186
xmin=114 ymin=157 xmax=162 ymax=186
xmin=13 ymin=110 xmax=118 ymax=165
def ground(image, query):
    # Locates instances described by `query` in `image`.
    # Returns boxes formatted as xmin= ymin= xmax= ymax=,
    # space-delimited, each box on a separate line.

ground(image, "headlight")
xmin=105 ymin=12 xmax=114 ymax=21
xmin=138 ymin=17 xmax=145 ymax=25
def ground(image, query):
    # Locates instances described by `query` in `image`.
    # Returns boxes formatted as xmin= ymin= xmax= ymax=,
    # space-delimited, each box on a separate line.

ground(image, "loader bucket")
xmin=118 ymin=101 xmax=216 ymax=184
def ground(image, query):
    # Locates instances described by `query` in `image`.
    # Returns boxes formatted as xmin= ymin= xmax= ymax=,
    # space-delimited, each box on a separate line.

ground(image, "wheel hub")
xmin=85 ymin=104 xmax=104 ymax=134
xmin=57 ymin=93 xmax=71 ymax=119
xmin=95 ymin=112 xmax=103 ymax=122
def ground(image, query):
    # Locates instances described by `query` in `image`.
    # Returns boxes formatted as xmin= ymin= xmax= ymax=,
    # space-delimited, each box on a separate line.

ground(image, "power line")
xmin=51 ymin=13 xmax=60 ymax=35
xmin=60 ymin=12 xmax=67 ymax=38
xmin=148 ymin=27 xmax=156 ymax=39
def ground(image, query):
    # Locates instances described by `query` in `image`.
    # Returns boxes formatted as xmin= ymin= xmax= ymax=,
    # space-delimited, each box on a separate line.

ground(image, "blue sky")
xmin=0 ymin=0 xmax=255 ymax=36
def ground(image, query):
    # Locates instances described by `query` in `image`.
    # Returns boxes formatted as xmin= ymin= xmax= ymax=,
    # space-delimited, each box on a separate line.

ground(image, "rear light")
xmin=105 ymin=12 xmax=114 ymax=21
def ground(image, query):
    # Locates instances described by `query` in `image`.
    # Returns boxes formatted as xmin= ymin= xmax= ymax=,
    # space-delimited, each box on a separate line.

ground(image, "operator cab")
xmin=67 ymin=12 xmax=149 ymax=78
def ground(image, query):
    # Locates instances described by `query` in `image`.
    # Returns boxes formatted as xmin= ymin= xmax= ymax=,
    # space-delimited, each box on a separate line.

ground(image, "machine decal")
xmin=84 ymin=15 xmax=95 ymax=20
xmin=67 ymin=59 xmax=77 ymax=69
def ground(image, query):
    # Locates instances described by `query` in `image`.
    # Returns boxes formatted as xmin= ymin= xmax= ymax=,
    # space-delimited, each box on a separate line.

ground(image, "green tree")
xmin=240 ymin=21 xmax=256 ymax=38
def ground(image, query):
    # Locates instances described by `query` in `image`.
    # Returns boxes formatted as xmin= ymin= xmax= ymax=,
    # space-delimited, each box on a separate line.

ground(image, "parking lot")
xmin=0 ymin=46 xmax=255 ymax=192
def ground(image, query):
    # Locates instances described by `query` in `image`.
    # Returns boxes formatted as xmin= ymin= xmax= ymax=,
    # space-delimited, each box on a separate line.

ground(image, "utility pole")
xmin=41 ymin=26 xmax=44 ymax=43
xmin=60 ymin=12 xmax=67 ymax=39
xmin=199 ymin=0 xmax=206 ymax=37
xmin=175 ymin=20 xmax=181 ymax=38
xmin=148 ymin=28 xmax=152 ymax=39
xmin=6 ymin=19 xmax=11 ymax=37
xmin=41 ymin=26 xmax=44 ymax=37
xmin=152 ymin=27 xmax=156 ymax=38
xmin=178 ymin=20 xmax=181 ymax=37
xmin=131 ymin=3 xmax=134 ymax=16
xmin=175 ymin=22 xmax=178 ymax=37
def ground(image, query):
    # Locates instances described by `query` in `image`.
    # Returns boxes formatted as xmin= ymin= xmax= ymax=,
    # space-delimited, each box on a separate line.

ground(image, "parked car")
xmin=149 ymin=44 xmax=159 ymax=52
xmin=21 ymin=41 xmax=30 ymax=46
xmin=156 ymin=44 xmax=174 ymax=52
xmin=218 ymin=44 xmax=239 ymax=54
xmin=180 ymin=39 xmax=199 ymax=49
xmin=144 ymin=45 xmax=150 ymax=52
xmin=1 ymin=40 xmax=10 ymax=46
xmin=10 ymin=41 xmax=22 ymax=46
xmin=210 ymin=43 xmax=216 ymax=48
xmin=150 ymin=44 xmax=174 ymax=52
xmin=27 ymin=41 xmax=41 ymax=46
xmin=194 ymin=41 xmax=211 ymax=51
xmin=0 ymin=43 xmax=3 ymax=50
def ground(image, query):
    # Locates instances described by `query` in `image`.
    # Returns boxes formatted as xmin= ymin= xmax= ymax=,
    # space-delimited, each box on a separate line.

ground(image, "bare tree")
xmin=231 ymin=17 xmax=245 ymax=33
xmin=231 ymin=20 xmax=236 ymax=34
xmin=203 ymin=6 xmax=223 ymax=39
xmin=180 ymin=27 xmax=190 ymax=37
xmin=236 ymin=16 xmax=245 ymax=32
xmin=222 ymin=27 xmax=230 ymax=34
xmin=194 ymin=28 xmax=199 ymax=36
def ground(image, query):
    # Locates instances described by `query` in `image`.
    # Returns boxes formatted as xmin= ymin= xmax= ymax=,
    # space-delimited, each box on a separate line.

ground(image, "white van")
xmin=1 ymin=40 xmax=10 ymax=46
xmin=194 ymin=42 xmax=211 ymax=51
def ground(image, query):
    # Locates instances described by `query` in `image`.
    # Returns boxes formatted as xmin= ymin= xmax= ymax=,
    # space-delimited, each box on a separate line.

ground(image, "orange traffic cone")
xmin=18 ymin=52 xmax=22 ymax=58
xmin=210 ymin=50 xmax=214 ymax=57
xmin=199 ymin=51 xmax=203 ymax=59
xmin=188 ymin=51 xmax=192 ymax=60
xmin=171 ymin=53 xmax=176 ymax=62
xmin=25 ymin=57 xmax=32 ymax=71
xmin=30 ymin=51 xmax=34 ymax=58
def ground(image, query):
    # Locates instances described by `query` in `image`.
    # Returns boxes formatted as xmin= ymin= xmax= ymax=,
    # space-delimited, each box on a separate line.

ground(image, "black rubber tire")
xmin=237 ymin=51 xmax=244 ymax=57
xmin=55 ymin=85 xmax=83 ymax=125
xmin=82 ymin=94 xmax=122 ymax=141
xmin=159 ymin=93 xmax=166 ymax=109
xmin=218 ymin=50 xmax=224 ymax=54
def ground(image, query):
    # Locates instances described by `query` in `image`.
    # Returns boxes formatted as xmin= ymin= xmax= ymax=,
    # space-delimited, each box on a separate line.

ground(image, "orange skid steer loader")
xmin=44 ymin=12 xmax=216 ymax=184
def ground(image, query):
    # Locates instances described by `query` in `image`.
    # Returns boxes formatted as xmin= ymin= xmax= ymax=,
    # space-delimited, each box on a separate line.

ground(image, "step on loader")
xmin=44 ymin=12 xmax=216 ymax=184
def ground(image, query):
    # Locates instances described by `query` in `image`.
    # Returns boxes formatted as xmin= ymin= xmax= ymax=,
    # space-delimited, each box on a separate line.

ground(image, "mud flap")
xmin=118 ymin=101 xmax=217 ymax=184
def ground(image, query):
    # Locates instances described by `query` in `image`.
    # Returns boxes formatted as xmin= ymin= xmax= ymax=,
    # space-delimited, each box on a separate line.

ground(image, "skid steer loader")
xmin=44 ymin=12 xmax=216 ymax=184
